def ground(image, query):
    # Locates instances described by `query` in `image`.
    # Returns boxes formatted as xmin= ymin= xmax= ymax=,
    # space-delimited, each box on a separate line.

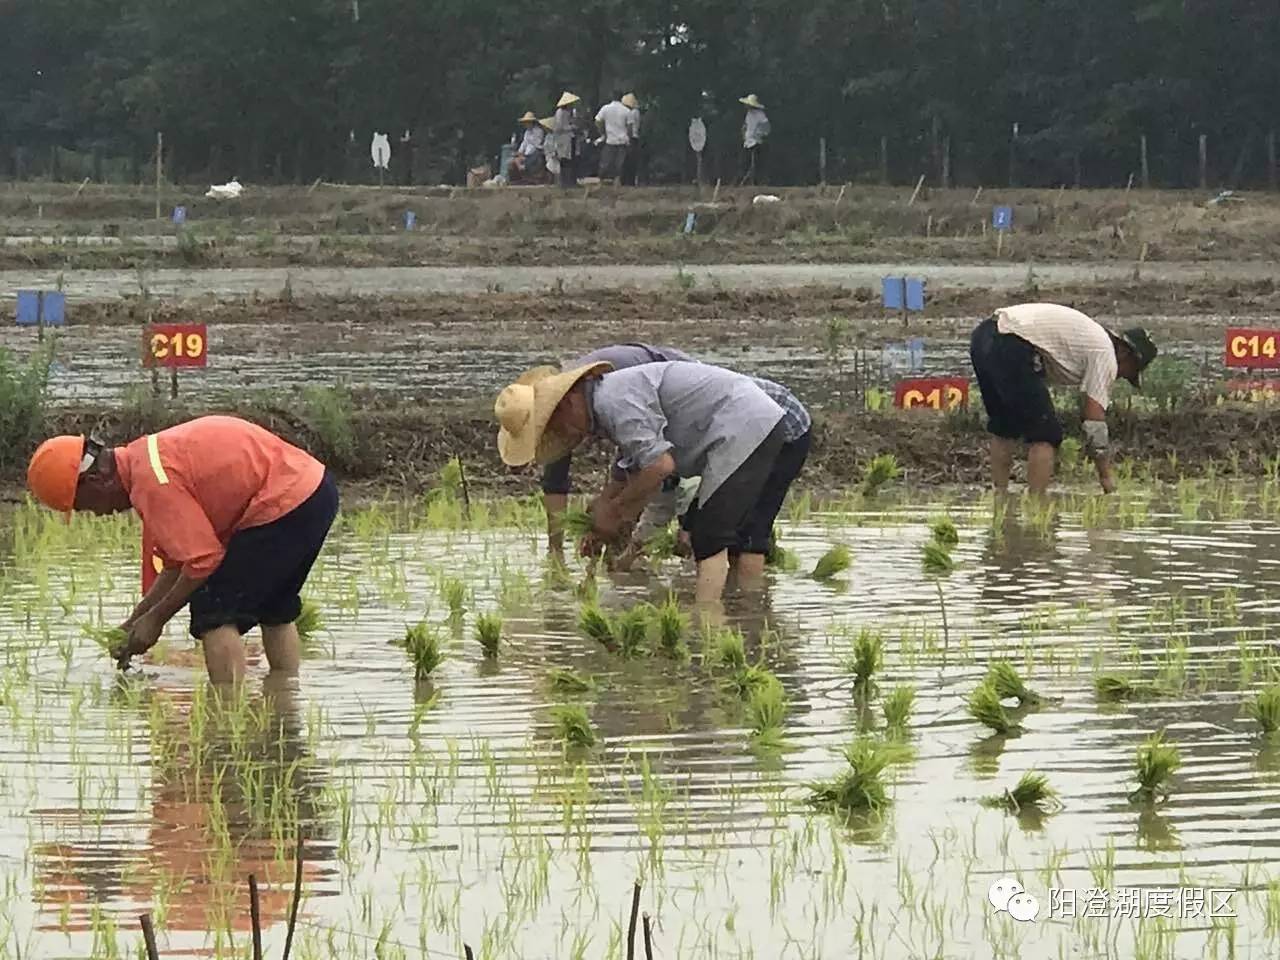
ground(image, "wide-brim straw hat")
xmin=495 ymin=361 xmax=613 ymax=467
xmin=539 ymin=117 xmax=554 ymax=131
xmin=556 ymin=91 xmax=581 ymax=109
xmin=621 ymin=93 xmax=639 ymax=109
xmin=518 ymin=111 xmax=537 ymax=124
xmin=739 ymin=94 xmax=765 ymax=109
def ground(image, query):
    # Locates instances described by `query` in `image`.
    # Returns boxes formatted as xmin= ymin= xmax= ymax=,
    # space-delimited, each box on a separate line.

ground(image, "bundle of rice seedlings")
xmin=644 ymin=526 xmax=678 ymax=560
xmin=726 ymin=663 xmax=772 ymax=698
xmin=811 ymin=544 xmax=852 ymax=582
xmin=84 ymin=625 xmax=129 ymax=659
xmin=1129 ymin=730 xmax=1181 ymax=803
xmin=475 ymin=612 xmax=503 ymax=659
xmin=655 ymin=597 xmax=689 ymax=658
xmin=861 ymin=454 xmax=901 ymax=497
xmin=987 ymin=660 xmax=1043 ymax=706
xmin=561 ymin=505 xmax=595 ymax=539
xmin=967 ymin=681 xmax=1019 ymax=735
xmin=1094 ymin=673 xmax=1159 ymax=702
xmin=765 ymin=528 xmax=799 ymax=572
xmin=441 ymin=578 xmax=468 ymax=619
xmin=806 ymin=738 xmax=905 ymax=813
xmin=842 ymin=628 xmax=884 ymax=690
xmin=921 ymin=541 xmax=955 ymax=577
xmin=928 ymin=517 xmax=960 ymax=547
xmin=578 ymin=602 xmax=614 ymax=649
xmin=294 ymin=599 xmax=324 ymax=646
xmin=613 ymin=604 xmax=653 ymax=658
xmin=1246 ymin=685 xmax=1280 ymax=735
xmin=882 ymin=684 xmax=916 ymax=734
xmin=714 ymin=628 xmax=748 ymax=672
xmin=747 ymin=675 xmax=788 ymax=747
xmin=405 ymin=623 xmax=444 ymax=681
xmin=547 ymin=667 xmax=596 ymax=695
xmin=981 ymin=771 xmax=1061 ymax=814
xmin=551 ymin=704 xmax=597 ymax=748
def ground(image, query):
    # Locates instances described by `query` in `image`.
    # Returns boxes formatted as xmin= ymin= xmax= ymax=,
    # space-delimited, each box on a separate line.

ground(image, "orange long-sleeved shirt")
xmin=116 ymin=416 xmax=326 ymax=579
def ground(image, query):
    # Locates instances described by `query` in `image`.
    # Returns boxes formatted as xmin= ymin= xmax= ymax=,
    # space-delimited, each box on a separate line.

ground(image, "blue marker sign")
xmin=905 ymin=278 xmax=926 ymax=312
xmin=882 ymin=276 xmax=927 ymax=312
xmin=992 ymin=205 xmax=1013 ymax=231
xmin=683 ymin=212 xmax=696 ymax=234
xmin=172 ymin=206 xmax=187 ymax=225
xmin=404 ymin=210 xmax=417 ymax=231
xmin=16 ymin=290 xmax=66 ymax=327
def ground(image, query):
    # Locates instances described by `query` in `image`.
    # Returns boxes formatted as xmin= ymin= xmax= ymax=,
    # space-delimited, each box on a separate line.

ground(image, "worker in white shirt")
xmin=740 ymin=94 xmax=770 ymax=185
xmin=594 ymin=92 xmax=632 ymax=185
xmin=969 ymin=303 xmax=1157 ymax=495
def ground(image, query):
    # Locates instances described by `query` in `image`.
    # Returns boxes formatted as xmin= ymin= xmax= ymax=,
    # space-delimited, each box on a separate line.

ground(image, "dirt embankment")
xmin=5 ymin=184 xmax=1280 ymax=269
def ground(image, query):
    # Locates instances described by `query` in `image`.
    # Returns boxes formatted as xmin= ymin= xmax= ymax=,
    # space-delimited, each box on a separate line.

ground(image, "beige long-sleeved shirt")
xmin=996 ymin=303 xmax=1119 ymax=408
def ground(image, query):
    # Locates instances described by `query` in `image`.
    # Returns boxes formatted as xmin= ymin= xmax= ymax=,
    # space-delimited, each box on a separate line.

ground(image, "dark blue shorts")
xmin=188 ymin=472 xmax=339 ymax=638
xmin=969 ymin=316 xmax=1063 ymax=447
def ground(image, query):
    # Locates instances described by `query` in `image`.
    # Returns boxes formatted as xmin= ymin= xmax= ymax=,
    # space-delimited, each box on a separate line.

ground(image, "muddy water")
xmin=2 ymin=491 xmax=1279 ymax=959
xmin=3 ymin=260 xmax=1279 ymax=303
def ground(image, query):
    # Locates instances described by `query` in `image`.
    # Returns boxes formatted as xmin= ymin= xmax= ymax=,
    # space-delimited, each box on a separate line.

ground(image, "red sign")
xmin=143 ymin=323 xmax=208 ymax=368
xmin=141 ymin=529 xmax=164 ymax=594
xmin=1225 ymin=328 xmax=1280 ymax=369
xmin=894 ymin=377 xmax=970 ymax=411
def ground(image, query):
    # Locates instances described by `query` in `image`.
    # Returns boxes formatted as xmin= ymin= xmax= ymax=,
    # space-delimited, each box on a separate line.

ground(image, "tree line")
xmin=3 ymin=0 xmax=1278 ymax=189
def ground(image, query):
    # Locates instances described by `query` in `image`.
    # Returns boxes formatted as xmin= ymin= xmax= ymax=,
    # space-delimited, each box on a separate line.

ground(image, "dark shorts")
xmin=188 ymin=472 xmax=339 ymax=638
xmin=681 ymin=424 xmax=787 ymax=561
xmin=599 ymin=144 xmax=627 ymax=180
xmin=734 ymin=430 xmax=811 ymax=554
xmin=969 ymin=316 xmax=1063 ymax=448
xmin=541 ymin=456 xmax=573 ymax=495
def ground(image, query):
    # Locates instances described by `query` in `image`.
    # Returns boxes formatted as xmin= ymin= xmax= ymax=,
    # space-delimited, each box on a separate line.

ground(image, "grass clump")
xmin=811 ymin=544 xmax=852 ymax=582
xmin=475 ymin=612 xmax=503 ymax=659
xmin=654 ymin=597 xmax=689 ymax=659
xmin=295 ymin=599 xmax=323 ymax=647
xmin=300 ymin=383 xmax=357 ymax=468
xmin=982 ymin=771 xmax=1061 ymax=815
xmin=928 ymin=516 xmax=959 ymax=547
xmin=547 ymin=667 xmax=596 ymax=695
xmin=405 ymin=623 xmax=444 ymax=681
xmin=551 ymin=704 xmax=597 ymax=748
xmin=842 ymin=628 xmax=884 ymax=691
xmin=441 ymin=578 xmax=468 ymax=619
xmin=921 ymin=540 xmax=955 ymax=577
xmin=861 ymin=454 xmax=901 ymax=497
xmin=613 ymin=604 xmax=653 ymax=658
xmin=714 ymin=628 xmax=748 ymax=672
xmin=967 ymin=682 xmax=1020 ymax=735
xmin=806 ymin=738 xmax=907 ymax=814
xmin=578 ymin=602 xmax=614 ymax=649
xmin=882 ymin=684 xmax=916 ymax=735
xmin=1129 ymin=730 xmax=1181 ymax=804
xmin=986 ymin=660 xmax=1043 ymax=706
xmin=1094 ymin=673 xmax=1160 ymax=702
xmin=747 ymin=674 xmax=788 ymax=747
xmin=726 ymin=663 xmax=772 ymax=698
xmin=0 ymin=345 xmax=52 ymax=473
xmin=1244 ymin=685 xmax=1280 ymax=735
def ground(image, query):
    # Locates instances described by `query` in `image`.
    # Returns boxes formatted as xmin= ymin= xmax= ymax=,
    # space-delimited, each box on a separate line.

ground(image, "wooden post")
xmin=941 ymin=136 xmax=951 ymax=189
xmin=36 ymin=291 xmax=44 ymax=344
xmin=642 ymin=913 xmax=655 ymax=960
xmin=155 ymin=132 xmax=163 ymax=225
xmin=694 ymin=151 xmax=703 ymax=186
xmin=879 ymin=136 xmax=889 ymax=185
xmin=170 ymin=366 xmax=178 ymax=399
xmin=626 ymin=882 xmax=642 ymax=960
xmin=1268 ymin=131 xmax=1277 ymax=191
xmin=818 ymin=137 xmax=827 ymax=186
xmin=464 ymin=947 xmax=475 ymax=960
xmin=1199 ymin=134 xmax=1208 ymax=189
xmin=249 ymin=876 xmax=264 ymax=960
xmin=281 ymin=833 xmax=304 ymax=960
xmin=907 ymin=174 xmax=925 ymax=207
xmin=140 ymin=914 xmax=160 ymax=960
xmin=711 ymin=177 xmax=720 ymax=203
xmin=1140 ymin=135 xmax=1150 ymax=189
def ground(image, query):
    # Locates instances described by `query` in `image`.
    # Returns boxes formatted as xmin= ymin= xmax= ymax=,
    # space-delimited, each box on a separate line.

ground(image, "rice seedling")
xmin=83 ymin=625 xmax=128 ymax=659
xmin=928 ymin=516 xmax=959 ymax=547
xmin=644 ymin=526 xmax=678 ymax=560
xmin=726 ymin=663 xmax=773 ymax=698
xmin=806 ymin=738 xmax=907 ymax=814
xmin=811 ymin=544 xmax=852 ymax=582
xmin=981 ymin=771 xmax=1062 ymax=815
xmin=967 ymin=681 xmax=1020 ymax=735
xmin=882 ymin=685 xmax=916 ymax=735
xmin=613 ymin=604 xmax=653 ymax=658
xmin=547 ymin=667 xmax=595 ymax=695
xmin=474 ymin=612 xmax=503 ymax=659
xmin=578 ymin=602 xmax=614 ymax=649
xmin=986 ymin=661 xmax=1044 ymax=706
xmin=1129 ymin=730 xmax=1181 ymax=804
xmin=404 ymin=623 xmax=444 ymax=681
xmin=921 ymin=541 xmax=955 ymax=577
xmin=562 ymin=505 xmax=595 ymax=540
xmin=747 ymin=675 xmax=787 ymax=748
xmin=1094 ymin=673 xmax=1160 ymax=702
xmin=714 ymin=628 xmax=748 ymax=672
xmin=441 ymin=578 xmax=468 ymax=619
xmin=764 ymin=528 xmax=799 ymax=572
xmin=551 ymin=704 xmax=597 ymax=748
xmin=294 ymin=598 xmax=323 ymax=646
xmin=1245 ymin=685 xmax=1280 ymax=735
xmin=841 ymin=628 xmax=884 ymax=691
xmin=654 ymin=597 xmax=689 ymax=659
xmin=861 ymin=454 xmax=901 ymax=497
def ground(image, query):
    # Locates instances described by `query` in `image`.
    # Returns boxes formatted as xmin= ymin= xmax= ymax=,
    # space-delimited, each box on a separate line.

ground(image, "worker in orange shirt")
xmin=26 ymin=415 xmax=338 ymax=684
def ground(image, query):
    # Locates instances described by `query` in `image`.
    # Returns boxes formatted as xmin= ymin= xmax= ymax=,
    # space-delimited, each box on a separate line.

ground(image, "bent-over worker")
xmin=26 ymin=415 xmax=339 ymax=684
xmin=969 ymin=303 xmax=1157 ymax=495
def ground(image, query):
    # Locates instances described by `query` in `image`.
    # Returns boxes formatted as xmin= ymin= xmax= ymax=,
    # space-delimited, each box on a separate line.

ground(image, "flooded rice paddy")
xmin=3 ymin=478 xmax=1280 ymax=959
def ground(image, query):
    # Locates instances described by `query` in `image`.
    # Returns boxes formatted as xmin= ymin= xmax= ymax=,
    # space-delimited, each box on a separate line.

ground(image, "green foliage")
xmin=1245 ymin=685 xmax=1280 ymax=734
xmin=1094 ymin=673 xmax=1160 ymax=702
xmin=551 ymin=704 xmax=596 ymax=747
xmin=561 ymin=506 xmax=594 ymax=539
xmin=747 ymin=674 xmax=788 ymax=746
xmin=1135 ymin=356 xmax=1195 ymax=412
xmin=654 ymin=597 xmax=689 ymax=658
xmin=861 ymin=455 xmax=901 ymax=497
xmin=295 ymin=599 xmax=324 ymax=647
xmin=841 ymin=628 xmax=883 ymax=690
xmin=921 ymin=540 xmax=955 ymax=577
xmin=0 ymin=346 xmax=52 ymax=474
xmin=714 ymin=628 xmax=748 ymax=672
xmin=84 ymin=625 xmax=128 ymax=659
xmin=882 ymin=685 xmax=915 ymax=734
xmin=612 ymin=604 xmax=652 ymax=658
xmin=806 ymin=738 xmax=909 ymax=814
xmin=982 ymin=771 xmax=1060 ymax=814
xmin=547 ymin=667 xmax=595 ymax=694
xmin=764 ymin=528 xmax=799 ymax=572
xmin=811 ymin=544 xmax=852 ymax=581
xmin=1129 ymin=730 xmax=1181 ymax=803
xmin=475 ymin=612 xmax=503 ymax=658
xmin=986 ymin=661 xmax=1042 ymax=706
xmin=300 ymin=384 xmax=357 ymax=467
xmin=726 ymin=663 xmax=772 ymax=698
xmin=405 ymin=623 xmax=444 ymax=681
xmin=578 ymin=603 xmax=614 ymax=648
xmin=928 ymin=517 xmax=959 ymax=547
xmin=967 ymin=682 xmax=1019 ymax=735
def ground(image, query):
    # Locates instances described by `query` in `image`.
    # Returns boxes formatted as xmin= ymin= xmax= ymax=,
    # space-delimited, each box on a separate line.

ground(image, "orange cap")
xmin=27 ymin=435 xmax=87 ymax=513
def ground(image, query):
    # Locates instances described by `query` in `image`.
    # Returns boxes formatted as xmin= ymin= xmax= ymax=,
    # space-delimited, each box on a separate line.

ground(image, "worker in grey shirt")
xmin=540 ymin=343 xmax=692 ymax=554
xmin=495 ymin=360 xmax=791 ymax=602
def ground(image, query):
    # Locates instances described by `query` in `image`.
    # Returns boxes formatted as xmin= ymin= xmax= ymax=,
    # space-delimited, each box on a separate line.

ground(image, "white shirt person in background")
xmin=740 ymin=94 xmax=770 ymax=185
xmin=594 ymin=92 xmax=632 ymax=185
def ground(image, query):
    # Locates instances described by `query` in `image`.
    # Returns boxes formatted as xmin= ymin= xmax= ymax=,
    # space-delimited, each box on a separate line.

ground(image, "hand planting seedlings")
xmin=475 ymin=612 xmax=503 ymax=659
xmin=1129 ymin=730 xmax=1181 ymax=804
xmin=811 ymin=544 xmax=852 ymax=582
xmin=981 ymin=771 xmax=1062 ymax=815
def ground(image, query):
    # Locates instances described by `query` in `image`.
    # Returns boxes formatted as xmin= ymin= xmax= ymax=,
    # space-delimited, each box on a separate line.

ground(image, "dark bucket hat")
xmin=1109 ymin=327 xmax=1158 ymax=386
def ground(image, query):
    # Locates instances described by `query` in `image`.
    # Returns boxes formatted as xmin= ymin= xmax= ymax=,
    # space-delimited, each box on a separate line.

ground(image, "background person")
xmin=509 ymin=110 xmax=546 ymax=182
xmin=969 ymin=302 xmax=1157 ymax=495
xmin=621 ymin=93 xmax=642 ymax=185
xmin=739 ymin=94 xmax=770 ymax=185
xmin=594 ymin=91 xmax=632 ymax=185
xmin=549 ymin=91 xmax=580 ymax=187
xmin=26 ymin=416 xmax=339 ymax=684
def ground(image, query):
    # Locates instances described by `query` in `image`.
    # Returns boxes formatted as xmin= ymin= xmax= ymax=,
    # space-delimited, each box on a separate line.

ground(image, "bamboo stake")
xmin=281 ymin=833 xmax=304 ymax=960
xmin=626 ymin=882 xmax=642 ymax=960
xmin=249 ymin=875 xmax=263 ymax=960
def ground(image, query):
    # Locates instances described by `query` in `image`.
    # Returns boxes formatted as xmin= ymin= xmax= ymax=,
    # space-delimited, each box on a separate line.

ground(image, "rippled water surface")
xmin=2 ymin=485 xmax=1280 ymax=959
